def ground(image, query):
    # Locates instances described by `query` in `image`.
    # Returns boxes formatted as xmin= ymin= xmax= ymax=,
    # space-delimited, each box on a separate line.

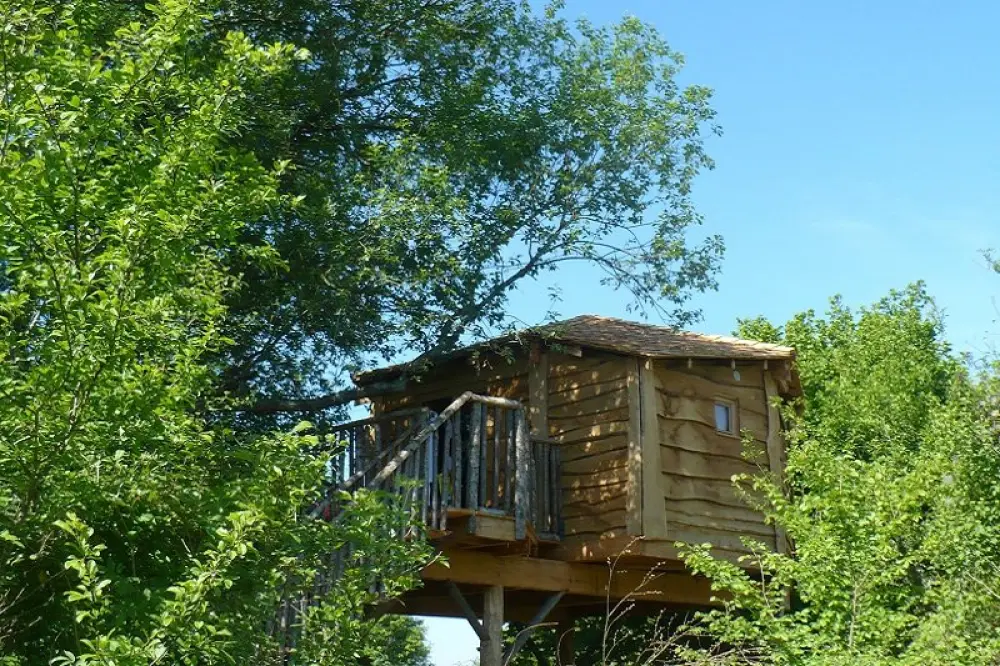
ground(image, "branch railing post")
xmin=467 ymin=403 xmax=481 ymax=510
xmin=514 ymin=409 xmax=532 ymax=540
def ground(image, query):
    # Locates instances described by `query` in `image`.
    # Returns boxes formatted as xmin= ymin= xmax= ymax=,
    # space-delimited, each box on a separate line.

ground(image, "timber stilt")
xmin=481 ymin=585 xmax=504 ymax=666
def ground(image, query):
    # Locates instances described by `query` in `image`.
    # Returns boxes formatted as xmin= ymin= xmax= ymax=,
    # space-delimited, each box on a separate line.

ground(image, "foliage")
xmin=676 ymin=285 xmax=1000 ymax=665
xmin=1 ymin=0 xmax=726 ymax=661
xmin=506 ymin=614 xmax=700 ymax=666
xmin=0 ymin=1 xmax=430 ymax=663
xmin=344 ymin=615 xmax=432 ymax=666
xmin=508 ymin=286 xmax=1000 ymax=666
xmin=99 ymin=0 xmax=721 ymax=411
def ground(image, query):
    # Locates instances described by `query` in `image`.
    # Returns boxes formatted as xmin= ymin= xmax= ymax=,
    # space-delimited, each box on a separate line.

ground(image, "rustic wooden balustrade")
xmin=326 ymin=391 xmax=561 ymax=540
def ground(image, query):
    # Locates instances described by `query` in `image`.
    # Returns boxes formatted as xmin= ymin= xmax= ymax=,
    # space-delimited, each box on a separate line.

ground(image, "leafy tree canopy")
xmin=0 ymin=1 xmax=429 ymax=662
xmin=166 ymin=0 xmax=722 ymax=411
xmin=0 ymin=0 xmax=725 ymax=661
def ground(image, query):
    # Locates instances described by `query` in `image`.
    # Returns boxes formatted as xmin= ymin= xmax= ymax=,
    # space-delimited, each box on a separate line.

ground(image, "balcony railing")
xmin=326 ymin=392 xmax=561 ymax=540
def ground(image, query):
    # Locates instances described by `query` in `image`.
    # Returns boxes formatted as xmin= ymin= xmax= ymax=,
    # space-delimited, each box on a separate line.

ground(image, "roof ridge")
xmin=544 ymin=314 xmax=794 ymax=351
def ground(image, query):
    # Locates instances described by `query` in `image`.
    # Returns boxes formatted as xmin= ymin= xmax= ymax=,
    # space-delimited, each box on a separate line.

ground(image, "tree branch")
xmin=239 ymin=377 xmax=407 ymax=414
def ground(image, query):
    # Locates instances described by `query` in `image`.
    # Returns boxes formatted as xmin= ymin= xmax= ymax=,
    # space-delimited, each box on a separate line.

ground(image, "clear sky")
xmin=425 ymin=1 xmax=1000 ymax=663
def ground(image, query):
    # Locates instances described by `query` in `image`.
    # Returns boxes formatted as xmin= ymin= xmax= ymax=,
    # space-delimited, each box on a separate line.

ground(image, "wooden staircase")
xmin=271 ymin=392 xmax=563 ymax=657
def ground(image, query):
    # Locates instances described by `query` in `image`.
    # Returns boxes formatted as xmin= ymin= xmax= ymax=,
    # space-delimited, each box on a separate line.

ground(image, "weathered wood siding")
xmin=374 ymin=354 xmax=531 ymax=415
xmin=368 ymin=349 xmax=787 ymax=564
xmin=653 ymin=361 xmax=778 ymax=557
xmin=547 ymin=352 xmax=631 ymax=550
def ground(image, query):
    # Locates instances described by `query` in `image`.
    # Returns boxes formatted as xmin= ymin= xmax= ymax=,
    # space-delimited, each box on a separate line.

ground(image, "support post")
xmin=528 ymin=342 xmax=549 ymax=437
xmin=764 ymin=371 xmax=789 ymax=554
xmin=481 ymin=585 xmax=504 ymax=666
xmin=557 ymin=618 xmax=576 ymax=666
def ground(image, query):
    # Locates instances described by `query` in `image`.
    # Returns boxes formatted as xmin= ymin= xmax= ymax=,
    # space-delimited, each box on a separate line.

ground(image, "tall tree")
xmin=179 ymin=0 xmax=725 ymax=411
xmin=1 ymin=0 xmax=724 ymax=661
xmin=0 ymin=1 xmax=429 ymax=662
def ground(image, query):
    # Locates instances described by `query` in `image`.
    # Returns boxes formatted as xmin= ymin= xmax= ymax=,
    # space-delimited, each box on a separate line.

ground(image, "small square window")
xmin=714 ymin=400 xmax=737 ymax=436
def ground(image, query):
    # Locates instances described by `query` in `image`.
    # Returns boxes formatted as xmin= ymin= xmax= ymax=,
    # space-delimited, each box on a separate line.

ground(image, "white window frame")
xmin=714 ymin=398 xmax=739 ymax=437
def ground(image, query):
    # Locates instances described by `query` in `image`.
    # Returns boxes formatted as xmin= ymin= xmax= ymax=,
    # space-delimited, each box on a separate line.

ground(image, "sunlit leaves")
xmin=201 ymin=0 xmax=723 ymax=409
xmin=679 ymin=286 xmax=1000 ymax=665
xmin=0 ymin=2 xmax=430 ymax=663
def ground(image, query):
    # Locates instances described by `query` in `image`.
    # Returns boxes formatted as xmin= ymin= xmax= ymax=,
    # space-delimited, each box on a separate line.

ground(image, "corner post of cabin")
xmin=626 ymin=357 xmax=643 ymax=535
xmin=481 ymin=584 xmax=504 ymax=666
xmin=763 ymin=367 xmax=789 ymax=554
xmin=528 ymin=341 xmax=549 ymax=437
xmin=638 ymin=357 xmax=666 ymax=539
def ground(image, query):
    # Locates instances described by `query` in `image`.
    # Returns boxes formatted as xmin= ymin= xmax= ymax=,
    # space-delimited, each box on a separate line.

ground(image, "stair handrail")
xmin=334 ymin=407 xmax=433 ymax=492
xmin=359 ymin=392 xmax=523 ymax=492
xmin=328 ymin=406 xmax=429 ymax=436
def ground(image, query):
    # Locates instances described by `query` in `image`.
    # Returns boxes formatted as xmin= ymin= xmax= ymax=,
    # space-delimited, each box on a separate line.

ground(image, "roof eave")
xmin=353 ymin=339 xmax=795 ymax=387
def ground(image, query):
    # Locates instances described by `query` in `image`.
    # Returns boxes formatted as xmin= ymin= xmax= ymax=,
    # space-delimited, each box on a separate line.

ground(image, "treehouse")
xmin=321 ymin=316 xmax=799 ymax=665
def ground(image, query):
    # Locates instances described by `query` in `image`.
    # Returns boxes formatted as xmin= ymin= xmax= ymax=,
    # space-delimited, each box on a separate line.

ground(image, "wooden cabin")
xmin=331 ymin=315 xmax=799 ymax=665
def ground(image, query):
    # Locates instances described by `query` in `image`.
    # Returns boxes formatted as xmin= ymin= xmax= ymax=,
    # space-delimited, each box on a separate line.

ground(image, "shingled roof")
xmin=530 ymin=315 xmax=794 ymax=361
xmin=355 ymin=315 xmax=794 ymax=385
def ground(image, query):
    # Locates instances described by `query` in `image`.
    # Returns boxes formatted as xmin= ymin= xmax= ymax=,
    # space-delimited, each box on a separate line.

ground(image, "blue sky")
xmin=425 ymin=1 xmax=1000 ymax=663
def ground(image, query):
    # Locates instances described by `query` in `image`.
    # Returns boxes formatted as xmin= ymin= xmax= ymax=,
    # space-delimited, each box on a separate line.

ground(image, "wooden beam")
xmin=431 ymin=511 xmax=546 ymax=547
xmin=482 ymin=585 xmax=504 ymax=666
xmin=469 ymin=512 xmax=516 ymax=542
xmin=554 ymin=533 xmax=754 ymax=569
xmin=763 ymin=371 xmax=789 ymax=554
xmin=639 ymin=358 xmax=666 ymax=539
xmin=528 ymin=344 xmax=550 ymax=438
xmin=446 ymin=581 xmax=489 ymax=641
xmin=503 ymin=591 xmax=565 ymax=663
xmin=378 ymin=587 xmax=571 ymax=623
xmin=626 ymin=358 xmax=643 ymax=534
xmin=422 ymin=550 xmax=714 ymax=607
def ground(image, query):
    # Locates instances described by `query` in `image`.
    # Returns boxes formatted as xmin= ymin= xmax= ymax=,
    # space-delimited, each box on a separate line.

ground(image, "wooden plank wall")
xmin=547 ymin=352 xmax=631 ymax=550
xmin=653 ymin=361 xmax=778 ymax=558
xmin=374 ymin=354 xmax=531 ymax=415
